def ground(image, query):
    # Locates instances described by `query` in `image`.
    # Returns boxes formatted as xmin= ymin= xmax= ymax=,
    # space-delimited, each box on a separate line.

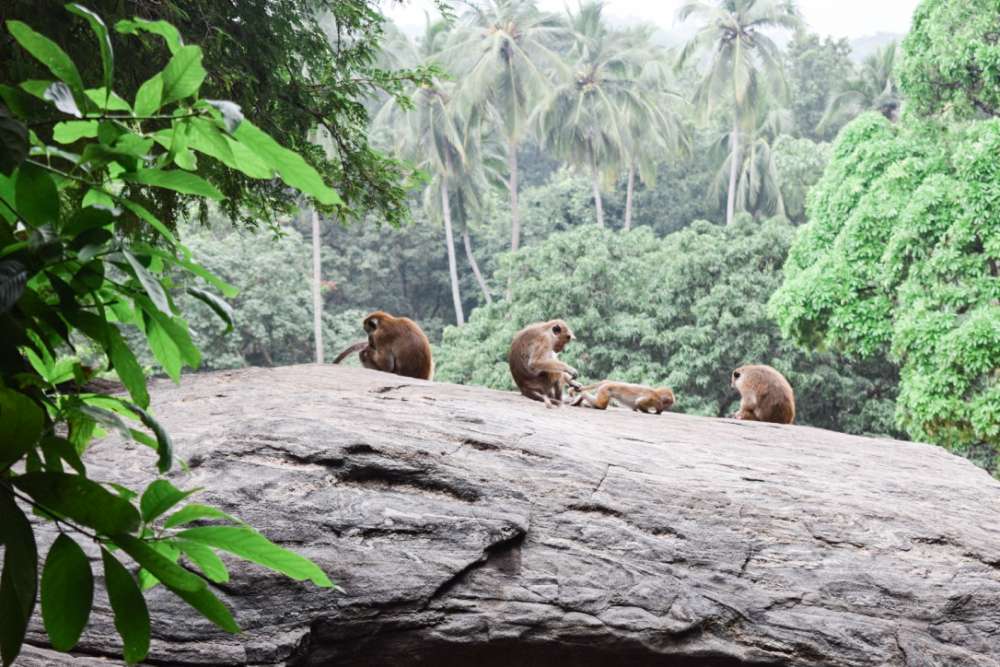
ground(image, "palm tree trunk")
xmin=726 ymin=121 xmax=741 ymax=226
xmin=508 ymin=137 xmax=520 ymax=252
xmin=440 ymin=182 xmax=465 ymax=326
xmin=462 ymin=227 xmax=492 ymax=305
xmin=310 ymin=206 xmax=323 ymax=363
xmin=624 ymin=163 xmax=636 ymax=231
xmin=590 ymin=160 xmax=605 ymax=228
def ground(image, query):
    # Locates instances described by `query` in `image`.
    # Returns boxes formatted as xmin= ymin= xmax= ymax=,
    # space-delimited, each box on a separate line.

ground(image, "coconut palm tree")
xmin=818 ymin=42 xmax=899 ymax=132
xmin=535 ymin=1 xmax=658 ymax=227
xmin=676 ymin=0 xmax=802 ymax=225
xmin=445 ymin=0 xmax=569 ymax=253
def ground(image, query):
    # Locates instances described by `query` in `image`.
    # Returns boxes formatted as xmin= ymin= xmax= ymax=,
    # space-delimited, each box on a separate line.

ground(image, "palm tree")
xmin=376 ymin=22 xmax=471 ymax=325
xmin=617 ymin=38 xmax=689 ymax=230
xmin=535 ymin=1 xmax=654 ymax=227
xmin=445 ymin=0 xmax=568 ymax=253
xmin=818 ymin=42 xmax=899 ymax=132
xmin=676 ymin=0 xmax=802 ymax=225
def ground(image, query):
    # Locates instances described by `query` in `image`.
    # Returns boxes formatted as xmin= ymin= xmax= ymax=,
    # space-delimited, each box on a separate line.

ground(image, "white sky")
xmin=381 ymin=0 xmax=920 ymax=41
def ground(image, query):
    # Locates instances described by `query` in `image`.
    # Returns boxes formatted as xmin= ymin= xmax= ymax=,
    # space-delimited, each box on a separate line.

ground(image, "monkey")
xmin=332 ymin=310 xmax=434 ymax=381
xmin=569 ymin=381 xmax=675 ymax=414
xmin=508 ymin=319 xmax=581 ymax=407
xmin=730 ymin=364 xmax=795 ymax=424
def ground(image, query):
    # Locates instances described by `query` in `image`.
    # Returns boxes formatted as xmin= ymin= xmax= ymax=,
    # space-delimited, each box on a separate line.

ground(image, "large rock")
xmin=19 ymin=364 xmax=1000 ymax=666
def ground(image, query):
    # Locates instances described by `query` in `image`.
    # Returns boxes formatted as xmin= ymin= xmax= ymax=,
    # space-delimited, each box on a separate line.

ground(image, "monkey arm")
xmin=530 ymin=356 xmax=578 ymax=378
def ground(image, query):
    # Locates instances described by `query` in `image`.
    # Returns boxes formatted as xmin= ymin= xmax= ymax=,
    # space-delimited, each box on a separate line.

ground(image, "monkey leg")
xmin=576 ymin=387 xmax=611 ymax=410
xmin=635 ymin=398 xmax=660 ymax=414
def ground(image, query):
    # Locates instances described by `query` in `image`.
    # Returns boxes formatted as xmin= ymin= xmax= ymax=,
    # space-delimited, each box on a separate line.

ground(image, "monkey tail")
xmin=332 ymin=340 xmax=368 ymax=365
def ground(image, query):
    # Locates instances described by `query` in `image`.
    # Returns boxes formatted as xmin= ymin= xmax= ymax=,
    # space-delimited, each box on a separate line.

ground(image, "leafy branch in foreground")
xmin=0 ymin=5 xmax=338 ymax=665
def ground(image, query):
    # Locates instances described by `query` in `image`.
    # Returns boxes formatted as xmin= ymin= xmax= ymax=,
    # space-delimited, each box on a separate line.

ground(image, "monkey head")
xmin=656 ymin=387 xmax=676 ymax=410
xmin=731 ymin=366 xmax=747 ymax=389
xmin=546 ymin=319 xmax=575 ymax=353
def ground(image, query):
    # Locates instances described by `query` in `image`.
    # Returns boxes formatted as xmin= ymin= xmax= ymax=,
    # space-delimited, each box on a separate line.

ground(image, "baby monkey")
xmin=570 ymin=381 xmax=675 ymax=414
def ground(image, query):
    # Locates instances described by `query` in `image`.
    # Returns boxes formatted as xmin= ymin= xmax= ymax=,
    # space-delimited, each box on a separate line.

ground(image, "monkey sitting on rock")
xmin=333 ymin=310 xmax=434 ymax=380
xmin=508 ymin=319 xmax=581 ymax=407
xmin=730 ymin=364 xmax=795 ymax=424
xmin=569 ymin=381 xmax=675 ymax=414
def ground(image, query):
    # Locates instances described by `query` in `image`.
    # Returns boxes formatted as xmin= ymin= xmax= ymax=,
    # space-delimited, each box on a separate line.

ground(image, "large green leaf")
xmin=53 ymin=120 xmax=98 ymax=144
xmin=125 ymin=403 xmax=172 ymax=473
xmin=112 ymin=534 xmax=205 ymax=593
xmin=14 ymin=163 xmax=58 ymax=227
xmin=107 ymin=326 xmax=149 ymax=409
xmin=0 ymin=387 xmax=44 ymax=470
xmin=121 ymin=250 xmax=171 ymax=315
xmin=163 ymin=503 xmax=238 ymax=529
xmin=115 ymin=18 xmax=184 ymax=55
xmin=123 ymin=169 xmax=222 ymax=200
xmin=144 ymin=312 xmax=182 ymax=381
xmin=85 ymin=88 xmax=130 ymax=112
xmin=140 ymin=479 xmax=194 ymax=523
xmin=133 ymin=74 xmax=162 ymax=117
xmin=160 ymin=45 xmax=206 ymax=105
xmin=187 ymin=286 xmax=234 ymax=333
xmin=5 ymin=20 xmax=85 ymax=104
xmin=176 ymin=540 xmax=229 ymax=583
xmin=101 ymin=548 xmax=149 ymax=665
xmin=141 ymin=304 xmax=200 ymax=369
xmin=177 ymin=526 xmax=333 ymax=588
xmin=66 ymin=5 xmax=113 ymax=96
xmin=13 ymin=472 xmax=141 ymax=535
xmin=0 ymin=491 xmax=38 ymax=667
xmin=233 ymin=121 xmax=342 ymax=205
xmin=119 ymin=199 xmax=176 ymax=244
xmin=40 ymin=534 xmax=93 ymax=651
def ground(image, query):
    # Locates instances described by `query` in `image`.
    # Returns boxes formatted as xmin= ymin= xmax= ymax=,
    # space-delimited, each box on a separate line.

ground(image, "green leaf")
xmin=13 ymin=472 xmax=141 ymax=535
xmin=142 ymin=305 xmax=200 ymax=368
xmin=119 ymin=199 xmax=176 ymax=244
xmin=140 ymin=479 xmax=194 ymax=523
xmin=187 ymin=286 xmax=234 ymax=333
xmin=101 ymin=548 xmax=149 ymax=665
xmin=137 ymin=540 xmax=180 ymax=590
xmin=0 ymin=490 xmax=38 ymax=667
xmin=160 ymin=46 xmax=206 ymax=105
xmin=144 ymin=313 xmax=182 ymax=382
xmin=176 ymin=540 xmax=229 ymax=583
xmin=115 ymin=18 xmax=183 ymax=55
xmin=107 ymin=327 xmax=149 ymax=409
xmin=111 ymin=533 xmax=203 ymax=593
xmin=41 ymin=534 xmax=93 ymax=651
xmin=233 ymin=121 xmax=341 ymax=205
xmin=133 ymin=74 xmax=162 ymax=118
xmin=123 ymin=169 xmax=222 ymax=199
xmin=42 ymin=82 xmax=81 ymax=117
xmin=14 ymin=162 xmax=58 ymax=227
xmin=122 ymin=249 xmax=171 ymax=315
xmin=0 ymin=106 xmax=28 ymax=175
xmin=53 ymin=120 xmax=98 ymax=144
xmin=66 ymin=4 xmax=113 ymax=97
xmin=39 ymin=435 xmax=86 ymax=476
xmin=163 ymin=503 xmax=238 ymax=529
xmin=5 ymin=21 xmax=85 ymax=103
xmin=85 ymin=88 xmax=130 ymax=112
xmin=177 ymin=526 xmax=333 ymax=588
xmin=0 ymin=387 xmax=44 ymax=470
xmin=126 ymin=403 xmax=172 ymax=473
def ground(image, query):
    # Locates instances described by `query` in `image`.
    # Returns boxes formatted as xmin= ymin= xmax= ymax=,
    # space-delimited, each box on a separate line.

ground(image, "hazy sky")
xmin=382 ymin=0 xmax=921 ymax=41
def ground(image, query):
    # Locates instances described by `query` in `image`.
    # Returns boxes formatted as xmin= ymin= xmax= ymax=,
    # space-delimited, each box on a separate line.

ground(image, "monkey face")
xmin=549 ymin=320 xmax=575 ymax=352
xmin=731 ymin=367 xmax=745 ymax=388
xmin=658 ymin=388 xmax=676 ymax=409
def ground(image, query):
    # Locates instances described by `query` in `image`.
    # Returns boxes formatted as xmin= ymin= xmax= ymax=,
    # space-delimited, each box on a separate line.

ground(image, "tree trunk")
xmin=441 ymin=182 xmax=465 ymax=326
xmin=624 ymin=163 xmax=636 ymax=231
xmin=726 ymin=121 xmax=741 ymax=226
xmin=508 ymin=138 xmax=520 ymax=253
xmin=462 ymin=227 xmax=492 ymax=305
xmin=310 ymin=206 xmax=323 ymax=364
xmin=590 ymin=160 xmax=605 ymax=228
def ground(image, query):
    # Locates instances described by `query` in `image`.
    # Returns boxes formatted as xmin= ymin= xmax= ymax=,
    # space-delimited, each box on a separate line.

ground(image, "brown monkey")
xmin=730 ymin=364 xmax=795 ymax=424
xmin=570 ymin=381 xmax=675 ymax=414
xmin=333 ymin=310 xmax=434 ymax=380
xmin=508 ymin=319 xmax=580 ymax=407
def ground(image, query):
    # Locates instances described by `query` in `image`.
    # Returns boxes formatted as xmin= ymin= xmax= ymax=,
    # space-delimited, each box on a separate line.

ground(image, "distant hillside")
xmin=849 ymin=32 xmax=903 ymax=61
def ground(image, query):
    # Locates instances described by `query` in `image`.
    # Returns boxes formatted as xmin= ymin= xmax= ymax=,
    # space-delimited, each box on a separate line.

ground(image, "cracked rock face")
xmin=20 ymin=364 xmax=1000 ymax=666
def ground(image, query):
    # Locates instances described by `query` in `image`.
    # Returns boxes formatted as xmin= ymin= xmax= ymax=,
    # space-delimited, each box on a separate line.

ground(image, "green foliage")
xmin=898 ymin=0 xmax=1000 ymax=119
xmin=771 ymin=112 xmax=1000 ymax=466
xmin=437 ymin=221 xmax=900 ymax=435
xmin=784 ymin=30 xmax=854 ymax=141
xmin=771 ymin=135 xmax=832 ymax=224
xmin=0 ymin=8 xmax=335 ymax=664
xmin=818 ymin=42 xmax=900 ymax=132
xmin=0 ymin=0 xmax=432 ymax=228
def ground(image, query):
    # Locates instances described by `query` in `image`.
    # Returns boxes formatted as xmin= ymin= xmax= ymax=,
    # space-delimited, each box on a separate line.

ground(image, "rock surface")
xmin=19 ymin=364 xmax=1000 ymax=666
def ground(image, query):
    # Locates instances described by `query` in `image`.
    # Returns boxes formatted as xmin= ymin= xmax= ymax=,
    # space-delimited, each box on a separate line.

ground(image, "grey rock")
xmin=21 ymin=364 xmax=1000 ymax=666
